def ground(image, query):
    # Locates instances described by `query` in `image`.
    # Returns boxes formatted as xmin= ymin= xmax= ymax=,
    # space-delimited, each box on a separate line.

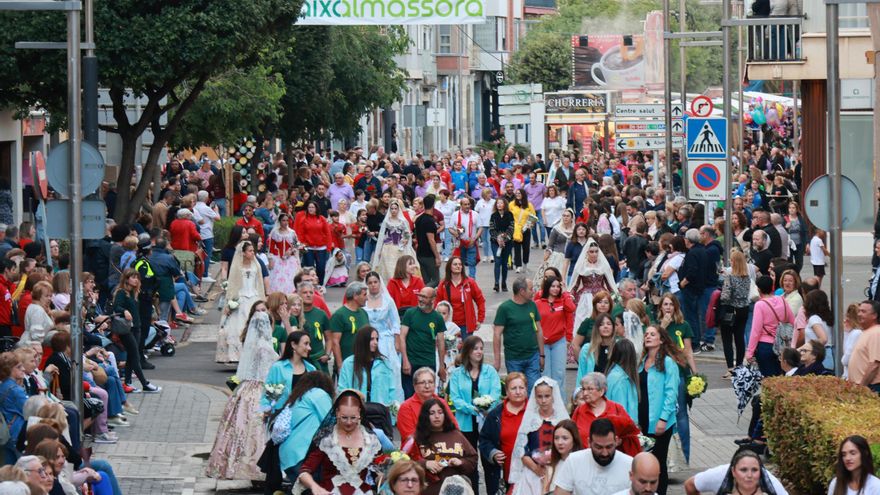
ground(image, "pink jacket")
xmin=747 ymin=296 xmax=794 ymax=358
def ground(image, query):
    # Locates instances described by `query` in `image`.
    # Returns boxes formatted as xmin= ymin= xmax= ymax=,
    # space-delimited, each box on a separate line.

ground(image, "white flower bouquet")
xmin=473 ymin=395 xmax=494 ymax=412
xmin=227 ymin=298 xmax=240 ymax=311
xmin=264 ymin=382 xmax=285 ymax=406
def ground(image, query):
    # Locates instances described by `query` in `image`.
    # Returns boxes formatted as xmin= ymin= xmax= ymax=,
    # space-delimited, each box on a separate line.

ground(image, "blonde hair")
xmin=730 ymin=250 xmax=748 ymax=277
xmin=122 ymin=235 xmax=138 ymax=251
xmin=626 ymin=298 xmax=650 ymax=326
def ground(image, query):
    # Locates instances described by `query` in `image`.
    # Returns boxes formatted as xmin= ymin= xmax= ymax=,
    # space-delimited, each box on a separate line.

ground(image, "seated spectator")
xmin=20 ymin=281 xmax=54 ymax=347
xmin=0 ymin=351 xmax=28 ymax=463
xmin=14 ymin=455 xmax=54 ymax=494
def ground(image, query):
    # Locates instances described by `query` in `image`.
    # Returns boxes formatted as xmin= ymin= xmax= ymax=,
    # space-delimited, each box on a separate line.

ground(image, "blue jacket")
xmin=576 ymin=343 xmax=599 ymax=386
xmin=566 ymin=181 xmax=588 ymax=214
xmin=605 ymin=365 xmax=638 ymax=423
xmin=337 ymin=356 xmax=396 ymax=404
xmin=0 ymin=378 xmax=27 ymax=441
xmin=278 ymin=388 xmax=332 ymax=471
xmin=261 ymin=359 xmax=317 ymax=412
xmin=638 ymin=355 xmax=680 ymax=434
xmin=448 ymin=364 xmax=502 ymax=433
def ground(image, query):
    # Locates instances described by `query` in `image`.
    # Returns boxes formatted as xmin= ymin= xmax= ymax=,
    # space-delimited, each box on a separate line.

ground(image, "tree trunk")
xmin=112 ymin=131 xmax=140 ymax=224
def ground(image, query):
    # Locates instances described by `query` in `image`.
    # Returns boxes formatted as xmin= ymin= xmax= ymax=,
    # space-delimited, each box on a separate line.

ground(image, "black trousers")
xmin=649 ymin=427 xmax=674 ymax=495
xmin=720 ymin=306 xmax=749 ymax=368
xmin=138 ymin=297 xmax=153 ymax=358
xmin=513 ymin=230 xmax=531 ymax=267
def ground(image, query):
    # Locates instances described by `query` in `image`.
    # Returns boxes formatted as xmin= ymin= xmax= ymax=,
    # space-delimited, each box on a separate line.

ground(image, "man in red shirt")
xmin=236 ymin=203 xmax=265 ymax=238
xmin=168 ymin=209 xmax=201 ymax=252
xmin=0 ymin=258 xmax=18 ymax=337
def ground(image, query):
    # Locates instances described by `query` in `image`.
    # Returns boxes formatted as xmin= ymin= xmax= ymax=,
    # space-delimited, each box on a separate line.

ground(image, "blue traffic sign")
xmin=686 ymin=117 xmax=728 ymax=158
xmin=693 ymin=162 xmax=721 ymax=191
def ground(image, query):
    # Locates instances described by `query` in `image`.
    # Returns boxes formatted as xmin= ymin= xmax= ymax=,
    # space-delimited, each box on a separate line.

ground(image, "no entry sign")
xmin=686 ymin=159 xmax=727 ymax=201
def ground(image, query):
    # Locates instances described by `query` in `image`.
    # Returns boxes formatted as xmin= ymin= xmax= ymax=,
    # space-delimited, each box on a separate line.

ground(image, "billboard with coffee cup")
xmin=570 ymin=12 xmax=664 ymax=90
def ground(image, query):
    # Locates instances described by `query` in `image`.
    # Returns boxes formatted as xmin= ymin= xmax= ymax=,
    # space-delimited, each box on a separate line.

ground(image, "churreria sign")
xmin=298 ymin=0 xmax=486 ymax=25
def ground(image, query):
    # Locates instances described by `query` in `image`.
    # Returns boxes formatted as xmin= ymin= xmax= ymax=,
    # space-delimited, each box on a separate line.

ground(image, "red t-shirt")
xmin=534 ymin=293 xmax=576 ymax=344
xmin=499 ymin=401 xmax=525 ymax=482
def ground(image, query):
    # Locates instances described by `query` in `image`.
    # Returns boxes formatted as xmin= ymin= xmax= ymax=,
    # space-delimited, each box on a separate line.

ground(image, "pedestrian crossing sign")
xmin=686 ymin=117 xmax=727 ymax=159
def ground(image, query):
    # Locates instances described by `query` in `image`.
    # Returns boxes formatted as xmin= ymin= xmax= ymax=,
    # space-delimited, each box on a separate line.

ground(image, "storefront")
xmin=544 ymin=91 xmax=612 ymax=157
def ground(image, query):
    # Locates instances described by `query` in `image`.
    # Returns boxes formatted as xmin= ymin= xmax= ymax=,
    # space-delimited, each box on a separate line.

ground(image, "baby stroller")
xmin=146 ymin=320 xmax=176 ymax=357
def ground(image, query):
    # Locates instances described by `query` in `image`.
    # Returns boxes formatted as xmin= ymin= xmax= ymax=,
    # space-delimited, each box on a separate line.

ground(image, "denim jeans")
xmin=202 ymin=237 xmax=214 ymax=277
xmin=755 ymin=342 xmax=782 ymax=378
xmin=676 ymin=375 xmax=691 ymax=463
xmin=442 ymin=229 xmax=452 ymax=259
xmin=480 ymin=228 xmax=492 ymax=259
xmin=700 ymin=287 xmax=717 ymax=345
xmin=362 ymin=238 xmax=377 ymax=265
xmin=103 ymin=372 xmax=124 ymax=417
xmin=459 ymin=244 xmax=478 ymax=278
xmin=544 ymin=339 xmax=567 ymax=390
xmin=492 ymin=242 xmax=513 ymax=286
xmin=677 ymin=289 xmax=703 ymax=351
xmin=302 ymin=249 xmax=330 ymax=284
xmin=506 ymin=351 xmax=541 ymax=392
xmin=174 ymin=282 xmax=195 ymax=313
xmin=88 ymin=460 xmax=122 ymax=495
xmin=213 ymin=198 xmax=227 ymax=217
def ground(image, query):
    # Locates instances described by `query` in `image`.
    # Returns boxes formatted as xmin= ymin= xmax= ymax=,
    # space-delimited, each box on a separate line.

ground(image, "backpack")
xmin=762 ymin=298 xmax=793 ymax=355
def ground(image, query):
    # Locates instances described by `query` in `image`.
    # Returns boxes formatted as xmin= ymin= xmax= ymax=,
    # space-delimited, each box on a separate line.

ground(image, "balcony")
xmin=743 ymin=15 xmax=805 ymax=63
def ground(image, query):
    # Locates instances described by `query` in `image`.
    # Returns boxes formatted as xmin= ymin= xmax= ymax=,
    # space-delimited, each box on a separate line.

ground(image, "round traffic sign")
xmin=804 ymin=174 xmax=861 ymax=231
xmin=692 ymin=162 xmax=721 ymax=192
xmin=45 ymin=141 xmax=105 ymax=197
xmin=691 ymin=95 xmax=714 ymax=117
xmin=495 ymin=71 xmax=505 ymax=84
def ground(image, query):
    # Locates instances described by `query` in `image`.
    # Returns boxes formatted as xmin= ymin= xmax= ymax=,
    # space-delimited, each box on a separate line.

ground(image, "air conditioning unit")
xmin=423 ymin=73 xmax=436 ymax=86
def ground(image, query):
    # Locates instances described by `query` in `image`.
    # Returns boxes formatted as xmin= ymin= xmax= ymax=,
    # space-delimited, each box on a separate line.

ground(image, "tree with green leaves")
xmin=277 ymin=25 xmax=409 ymax=143
xmin=0 ymin=0 xmax=302 ymax=222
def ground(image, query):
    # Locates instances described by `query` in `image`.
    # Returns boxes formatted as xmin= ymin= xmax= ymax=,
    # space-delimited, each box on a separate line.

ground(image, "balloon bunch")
xmin=746 ymin=96 xmax=789 ymax=136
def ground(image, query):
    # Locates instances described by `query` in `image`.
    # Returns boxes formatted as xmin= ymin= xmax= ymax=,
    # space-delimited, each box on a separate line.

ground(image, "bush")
xmin=212 ymin=216 xmax=238 ymax=253
xmin=762 ymin=376 xmax=880 ymax=494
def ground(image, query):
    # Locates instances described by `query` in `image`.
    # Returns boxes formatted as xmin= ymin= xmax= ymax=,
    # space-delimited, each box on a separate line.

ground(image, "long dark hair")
xmin=641 ymin=325 xmax=686 ymax=373
xmin=606 ymin=339 xmax=640 ymax=396
xmin=239 ymin=300 xmax=267 ymax=343
xmin=224 ymin=225 xmax=245 ymax=250
xmin=459 ymin=336 xmax=484 ymax=374
xmin=278 ymin=330 xmax=309 ymax=361
xmin=442 ymin=256 xmax=466 ymax=284
xmin=541 ymin=275 xmax=562 ymax=301
xmin=804 ymin=289 xmax=833 ymax=324
xmin=414 ymin=398 xmax=455 ymax=446
xmin=833 ymin=435 xmax=875 ymax=495
xmin=513 ymin=189 xmax=529 ymax=209
xmin=550 ymin=419 xmax=583 ymax=466
xmin=277 ymin=370 xmax=335 ymax=415
xmin=352 ymin=325 xmax=383 ymax=389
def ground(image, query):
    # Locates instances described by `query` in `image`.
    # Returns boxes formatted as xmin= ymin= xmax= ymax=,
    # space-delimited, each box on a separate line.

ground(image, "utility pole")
xmin=826 ymin=0 xmax=844 ymax=377
xmin=663 ymin=0 xmax=674 ymax=200
xmin=82 ymin=0 xmax=98 ymax=147
xmin=722 ymin=0 xmax=733 ymax=263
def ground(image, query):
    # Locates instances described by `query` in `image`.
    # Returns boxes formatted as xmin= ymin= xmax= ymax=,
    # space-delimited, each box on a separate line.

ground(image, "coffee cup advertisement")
xmin=571 ymin=34 xmax=647 ymax=89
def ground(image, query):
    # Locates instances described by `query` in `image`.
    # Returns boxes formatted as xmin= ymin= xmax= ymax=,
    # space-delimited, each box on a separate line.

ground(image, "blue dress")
xmin=364 ymin=294 xmax=403 ymax=402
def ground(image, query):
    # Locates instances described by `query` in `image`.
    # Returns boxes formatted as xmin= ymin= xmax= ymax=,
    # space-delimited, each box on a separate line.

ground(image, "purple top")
xmin=415 ymin=185 xmax=429 ymax=198
xmin=500 ymin=178 xmax=522 ymax=192
xmin=470 ymin=183 xmax=497 ymax=200
xmin=524 ymin=182 xmax=546 ymax=210
xmin=327 ymin=183 xmax=355 ymax=211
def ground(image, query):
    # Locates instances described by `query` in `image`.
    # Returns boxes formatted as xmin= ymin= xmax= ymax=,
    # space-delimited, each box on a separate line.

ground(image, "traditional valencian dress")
xmin=372 ymin=199 xmax=417 ymax=282
xmin=568 ymin=238 xmax=618 ymax=334
xmin=216 ymin=243 xmax=266 ymax=364
xmin=206 ymin=312 xmax=278 ymax=480
xmin=267 ymin=225 xmax=300 ymax=294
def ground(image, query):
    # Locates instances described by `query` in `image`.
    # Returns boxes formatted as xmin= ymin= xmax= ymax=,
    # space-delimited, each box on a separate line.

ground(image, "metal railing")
xmin=742 ymin=15 xmax=804 ymax=62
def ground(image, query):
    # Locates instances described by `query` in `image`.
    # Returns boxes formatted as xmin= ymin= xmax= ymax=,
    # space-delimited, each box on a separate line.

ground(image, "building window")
xmin=473 ymin=19 xmax=497 ymax=52
xmin=439 ymin=25 xmax=451 ymax=54
xmin=498 ymin=17 xmax=507 ymax=51
xmin=840 ymin=3 xmax=868 ymax=29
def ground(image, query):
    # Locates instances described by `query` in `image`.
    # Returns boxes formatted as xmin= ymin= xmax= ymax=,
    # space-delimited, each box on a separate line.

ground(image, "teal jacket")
xmin=337 ymin=356 xmax=396 ymax=404
xmin=261 ymin=359 xmax=317 ymax=412
xmin=278 ymin=388 xmax=332 ymax=471
xmin=448 ymin=364 xmax=502 ymax=433
xmin=605 ymin=364 xmax=638 ymax=423
xmin=576 ymin=343 xmax=601 ymax=385
xmin=638 ymin=355 xmax=680 ymax=434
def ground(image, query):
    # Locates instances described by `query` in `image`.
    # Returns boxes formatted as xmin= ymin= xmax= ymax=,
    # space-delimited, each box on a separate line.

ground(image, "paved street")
xmin=98 ymin=255 xmax=874 ymax=494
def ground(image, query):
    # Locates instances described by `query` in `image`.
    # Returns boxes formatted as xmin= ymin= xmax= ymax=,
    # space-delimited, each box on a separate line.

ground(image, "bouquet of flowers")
xmin=530 ymin=448 xmax=552 ymax=465
xmin=639 ymin=434 xmax=656 ymax=452
xmin=263 ymin=382 xmax=285 ymax=411
xmin=388 ymin=401 xmax=401 ymax=419
xmin=371 ymin=451 xmax=411 ymax=495
xmin=686 ymin=373 xmax=708 ymax=399
xmin=227 ymin=298 xmax=240 ymax=311
xmin=473 ymin=395 xmax=495 ymax=412
xmin=225 ymin=374 xmax=240 ymax=391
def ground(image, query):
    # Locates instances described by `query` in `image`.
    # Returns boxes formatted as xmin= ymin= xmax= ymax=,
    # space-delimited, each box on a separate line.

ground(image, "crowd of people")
xmin=0 ymin=137 xmax=877 ymax=495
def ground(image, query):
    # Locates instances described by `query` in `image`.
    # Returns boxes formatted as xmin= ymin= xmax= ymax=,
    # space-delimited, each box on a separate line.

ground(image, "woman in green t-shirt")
xmin=267 ymin=292 xmax=293 ymax=355
xmin=571 ymin=291 xmax=614 ymax=356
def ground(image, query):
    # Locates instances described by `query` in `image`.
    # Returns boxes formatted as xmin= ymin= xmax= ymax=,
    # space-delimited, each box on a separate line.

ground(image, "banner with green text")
xmin=298 ymin=0 xmax=486 ymax=25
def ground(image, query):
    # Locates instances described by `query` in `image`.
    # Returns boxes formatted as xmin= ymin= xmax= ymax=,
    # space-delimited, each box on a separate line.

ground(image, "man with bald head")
xmin=612 ymin=452 xmax=661 ymax=495
xmin=400 ymin=287 xmax=447 ymax=398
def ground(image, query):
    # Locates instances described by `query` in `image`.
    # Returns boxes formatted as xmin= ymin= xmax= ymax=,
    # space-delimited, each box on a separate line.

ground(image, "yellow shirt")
xmin=508 ymin=202 xmax=536 ymax=242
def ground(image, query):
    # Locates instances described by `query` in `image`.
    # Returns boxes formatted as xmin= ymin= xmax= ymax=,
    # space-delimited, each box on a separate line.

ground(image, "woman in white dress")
xmin=372 ymin=198 xmax=417 ymax=281
xmin=206 ymin=305 xmax=277 ymax=480
xmin=510 ymin=376 xmax=570 ymax=495
xmin=569 ymin=238 xmax=618 ymax=333
xmin=539 ymin=208 xmax=575 ymax=288
xmin=267 ymin=212 xmax=300 ymax=294
xmin=216 ymin=241 xmax=268 ymax=364
xmin=363 ymin=270 xmax=404 ymax=402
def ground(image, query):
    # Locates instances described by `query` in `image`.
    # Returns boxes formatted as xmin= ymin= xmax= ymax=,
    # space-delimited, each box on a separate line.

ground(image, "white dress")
xmin=216 ymin=264 xmax=261 ymax=363
xmin=364 ymin=292 xmax=404 ymax=402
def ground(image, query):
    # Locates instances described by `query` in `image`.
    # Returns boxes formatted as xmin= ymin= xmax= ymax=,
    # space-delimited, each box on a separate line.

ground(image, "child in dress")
xmin=436 ymin=301 xmax=462 ymax=374
xmin=328 ymin=210 xmax=347 ymax=251
xmin=323 ymin=248 xmax=351 ymax=288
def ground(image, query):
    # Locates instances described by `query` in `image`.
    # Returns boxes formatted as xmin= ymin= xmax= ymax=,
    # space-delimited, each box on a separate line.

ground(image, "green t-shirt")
xmin=576 ymin=305 xmax=623 ymax=342
xmin=272 ymin=323 xmax=288 ymax=353
xmin=328 ymin=306 xmax=371 ymax=362
xmin=493 ymin=299 xmax=541 ymax=361
xmin=402 ymin=307 xmax=445 ymax=370
xmin=303 ymin=308 xmax=331 ymax=372
xmin=665 ymin=321 xmax=693 ymax=350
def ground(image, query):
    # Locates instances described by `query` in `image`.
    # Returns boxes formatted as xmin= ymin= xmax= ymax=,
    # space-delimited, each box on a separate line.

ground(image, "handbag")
xmin=364 ymin=365 xmax=392 ymax=438
xmin=110 ymin=316 xmax=132 ymax=336
xmin=91 ymin=363 xmax=108 ymax=386
xmin=83 ymin=396 xmax=105 ymax=418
